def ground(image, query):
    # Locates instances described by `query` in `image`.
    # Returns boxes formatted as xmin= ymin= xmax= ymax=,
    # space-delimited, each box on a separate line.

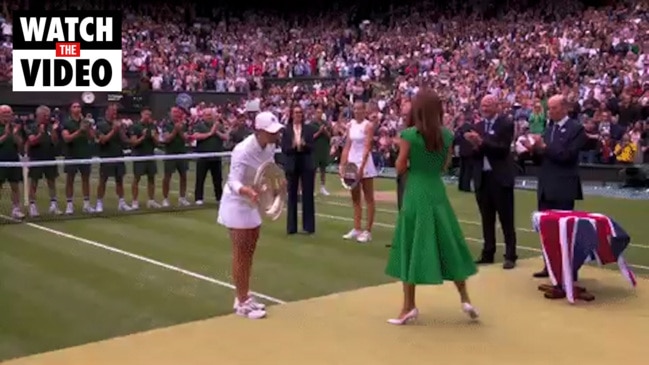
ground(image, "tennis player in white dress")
xmin=218 ymin=111 xmax=284 ymax=319
xmin=340 ymin=101 xmax=377 ymax=243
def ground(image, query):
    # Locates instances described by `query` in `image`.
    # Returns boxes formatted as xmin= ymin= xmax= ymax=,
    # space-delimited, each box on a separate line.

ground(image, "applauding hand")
xmin=463 ymin=131 xmax=482 ymax=147
xmin=531 ymin=134 xmax=546 ymax=149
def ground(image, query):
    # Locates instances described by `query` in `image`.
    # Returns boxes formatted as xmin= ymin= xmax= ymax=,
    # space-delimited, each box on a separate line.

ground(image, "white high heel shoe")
xmin=387 ymin=308 xmax=419 ymax=325
xmin=462 ymin=303 xmax=479 ymax=320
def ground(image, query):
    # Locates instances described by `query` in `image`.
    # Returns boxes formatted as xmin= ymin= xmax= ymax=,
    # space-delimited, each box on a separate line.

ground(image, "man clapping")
xmin=25 ymin=105 xmax=61 ymax=216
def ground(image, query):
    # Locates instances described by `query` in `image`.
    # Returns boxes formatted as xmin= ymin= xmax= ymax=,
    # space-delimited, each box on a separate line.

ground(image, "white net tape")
xmin=0 ymin=151 xmax=280 ymax=223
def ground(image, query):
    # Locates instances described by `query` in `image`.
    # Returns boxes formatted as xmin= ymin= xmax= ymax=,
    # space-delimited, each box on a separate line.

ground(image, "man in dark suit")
xmin=465 ymin=95 xmax=518 ymax=270
xmin=525 ymin=94 xmax=587 ymax=278
xmin=455 ymin=116 xmax=475 ymax=192
xmin=281 ymin=110 xmax=316 ymax=235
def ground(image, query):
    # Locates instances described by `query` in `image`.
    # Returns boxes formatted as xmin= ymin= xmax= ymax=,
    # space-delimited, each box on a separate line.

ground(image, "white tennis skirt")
xmin=217 ymin=197 xmax=262 ymax=229
xmin=348 ymin=157 xmax=378 ymax=179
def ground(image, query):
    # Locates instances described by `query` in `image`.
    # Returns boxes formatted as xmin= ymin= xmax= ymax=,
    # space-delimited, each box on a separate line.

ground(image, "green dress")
xmin=385 ymin=127 xmax=477 ymax=285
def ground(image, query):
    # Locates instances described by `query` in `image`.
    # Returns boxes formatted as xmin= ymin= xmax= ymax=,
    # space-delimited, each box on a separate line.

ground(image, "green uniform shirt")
xmin=95 ymin=118 xmax=125 ymax=158
xmin=193 ymin=120 xmax=224 ymax=153
xmin=0 ymin=123 xmax=19 ymax=161
xmin=25 ymin=121 xmax=58 ymax=160
xmin=129 ymin=121 xmax=157 ymax=156
xmin=162 ymin=121 xmax=187 ymax=154
xmin=62 ymin=117 xmax=92 ymax=158
xmin=311 ymin=119 xmax=331 ymax=153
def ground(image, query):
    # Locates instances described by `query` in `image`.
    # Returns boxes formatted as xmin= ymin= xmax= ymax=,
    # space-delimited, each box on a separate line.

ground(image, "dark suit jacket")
xmin=454 ymin=123 xmax=475 ymax=157
xmin=469 ymin=115 xmax=516 ymax=189
xmin=535 ymin=118 xmax=586 ymax=202
xmin=281 ymin=123 xmax=315 ymax=174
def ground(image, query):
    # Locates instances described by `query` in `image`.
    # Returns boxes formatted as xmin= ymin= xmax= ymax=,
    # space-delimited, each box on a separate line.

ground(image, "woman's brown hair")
xmin=288 ymin=105 xmax=304 ymax=125
xmin=407 ymin=89 xmax=444 ymax=152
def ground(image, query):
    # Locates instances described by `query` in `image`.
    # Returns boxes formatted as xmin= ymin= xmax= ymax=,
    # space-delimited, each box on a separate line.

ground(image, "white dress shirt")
xmin=217 ymin=134 xmax=277 ymax=229
xmin=293 ymin=123 xmax=302 ymax=149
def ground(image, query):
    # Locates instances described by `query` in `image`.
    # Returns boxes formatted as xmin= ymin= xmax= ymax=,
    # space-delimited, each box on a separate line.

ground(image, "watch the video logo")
xmin=12 ymin=11 xmax=122 ymax=92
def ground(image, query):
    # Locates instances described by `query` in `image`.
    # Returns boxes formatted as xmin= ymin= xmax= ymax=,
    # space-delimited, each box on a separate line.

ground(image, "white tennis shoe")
xmin=234 ymin=297 xmax=266 ymax=319
xmin=343 ymin=229 xmax=360 ymax=240
xmin=357 ymin=231 xmax=372 ymax=243
xmin=147 ymin=200 xmax=161 ymax=209
xmin=233 ymin=295 xmax=266 ymax=311
xmin=12 ymin=207 xmax=25 ymax=219
xmin=29 ymin=204 xmax=39 ymax=217
xmin=48 ymin=202 xmax=62 ymax=215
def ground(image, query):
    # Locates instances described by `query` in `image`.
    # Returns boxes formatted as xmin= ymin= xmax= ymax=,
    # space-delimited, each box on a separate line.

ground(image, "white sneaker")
xmin=49 ymin=203 xmax=62 ymax=215
xmin=195 ymin=200 xmax=204 ymax=206
xmin=234 ymin=298 xmax=266 ymax=319
xmin=357 ymin=231 xmax=372 ymax=243
xmin=11 ymin=207 xmax=25 ymax=220
xmin=83 ymin=203 xmax=95 ymax=214
xmin=161 ymin=199 xmax=170 ymax=208
xmin=118 ymin=201 xmax=132 ymax=212
xmin=343 ymin=229 xmax=360 ymax=240
xmin=95 ymin=202 xmax=104 ymax=213
xmin=147 ymin=200 xmax=161 ymax=209
xmin=29 ymin=204 xmax=39 ymax=217
xmin=65 ymin=202 xmax=74 ymax=215
xmin=320 ymin=186 xmax=330 ymax=196
xmin=233 ymin=295 xmax=266 ymax=311
xmin=178 ymin=197 xmax=191 ymax=207
xmin=131 ymin=202 xmax=140 ymax=210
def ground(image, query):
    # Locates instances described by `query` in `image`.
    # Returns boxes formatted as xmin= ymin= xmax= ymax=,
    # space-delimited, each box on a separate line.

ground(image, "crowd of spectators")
xmin=2 ymin=0 xmax=649 ymax=166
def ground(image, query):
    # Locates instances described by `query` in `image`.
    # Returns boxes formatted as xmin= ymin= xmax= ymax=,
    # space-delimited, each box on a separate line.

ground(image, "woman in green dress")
xmin=385 ymin=89 xmax=479 ymax=325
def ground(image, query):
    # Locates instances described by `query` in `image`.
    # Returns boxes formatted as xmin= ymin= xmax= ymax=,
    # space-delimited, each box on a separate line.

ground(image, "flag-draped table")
xmin=532 ymin=210 xmax=637 ymax=303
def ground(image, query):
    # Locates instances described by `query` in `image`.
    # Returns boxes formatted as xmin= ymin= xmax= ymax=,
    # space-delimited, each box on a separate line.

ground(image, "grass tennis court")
xmin=1 ymin=167 xmax=648 ymax=363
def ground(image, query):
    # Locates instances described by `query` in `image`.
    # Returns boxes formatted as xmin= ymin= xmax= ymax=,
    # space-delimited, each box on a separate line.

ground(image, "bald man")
xmin=0 ymin=105 xmax=25 ymax=219
xmin=524 ymin=95 xmax=586 ymax=278
xmin=465 ymin=95 xmax=517 ymax=270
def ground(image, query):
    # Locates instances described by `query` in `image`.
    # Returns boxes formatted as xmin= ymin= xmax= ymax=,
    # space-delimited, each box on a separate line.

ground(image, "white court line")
xmin=0 ymin=215 xmax=286 ymax=305
xmin=320 ymin=199 xmax=649 ymax=250
xmin=313 ymin=212 xmax=649 ymax=272
xmin=9 ymin=198 xmax=648 ymax=276
xmin=321 ymin=200 xmax=535 ymax=233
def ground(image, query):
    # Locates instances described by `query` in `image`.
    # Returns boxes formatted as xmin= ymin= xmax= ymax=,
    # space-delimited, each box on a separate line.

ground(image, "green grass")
xmin=0 ymin=169 xmax=648 ymax=361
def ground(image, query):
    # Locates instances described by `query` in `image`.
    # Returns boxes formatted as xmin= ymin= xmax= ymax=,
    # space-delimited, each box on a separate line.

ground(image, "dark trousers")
xmin=396 ymin=173 xmax=407 ymax=210
xmin=475 ymin=172 xmax=517 ymax=261
xmin=538 ymin=198 xmax=575 ymax=212
xmin=458 ymin=157 xmax=473 ymax=192
xmin=195 ymin=158 xmax=223 ymax=202
xmin=286 ymin=169 xmax=315 ymax=234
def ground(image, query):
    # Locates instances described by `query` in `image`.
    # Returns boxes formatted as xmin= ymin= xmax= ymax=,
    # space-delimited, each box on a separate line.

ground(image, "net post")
xmin=20 ymin=155 xmax=29 ymax=207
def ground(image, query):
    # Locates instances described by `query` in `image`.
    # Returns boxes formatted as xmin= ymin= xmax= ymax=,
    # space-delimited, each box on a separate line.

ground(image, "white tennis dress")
xmin=218 ymin=135 xmax=277 ymax=229
xmin=347 ymin=119 xmax=377 ymax=178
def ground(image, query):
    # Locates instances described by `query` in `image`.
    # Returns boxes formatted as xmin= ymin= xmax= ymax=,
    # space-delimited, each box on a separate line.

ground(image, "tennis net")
xmin=0 ymin=151 xmax=236 ymax=225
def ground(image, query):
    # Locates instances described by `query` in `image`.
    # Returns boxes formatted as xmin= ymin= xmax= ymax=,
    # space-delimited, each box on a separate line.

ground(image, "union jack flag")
xmin=532 ymin=210 xmax=637 ymax=303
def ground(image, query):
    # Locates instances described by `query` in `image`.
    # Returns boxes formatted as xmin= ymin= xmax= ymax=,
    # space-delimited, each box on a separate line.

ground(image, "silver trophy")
xmin=252 ymin=161 xmax=286 ymax=221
